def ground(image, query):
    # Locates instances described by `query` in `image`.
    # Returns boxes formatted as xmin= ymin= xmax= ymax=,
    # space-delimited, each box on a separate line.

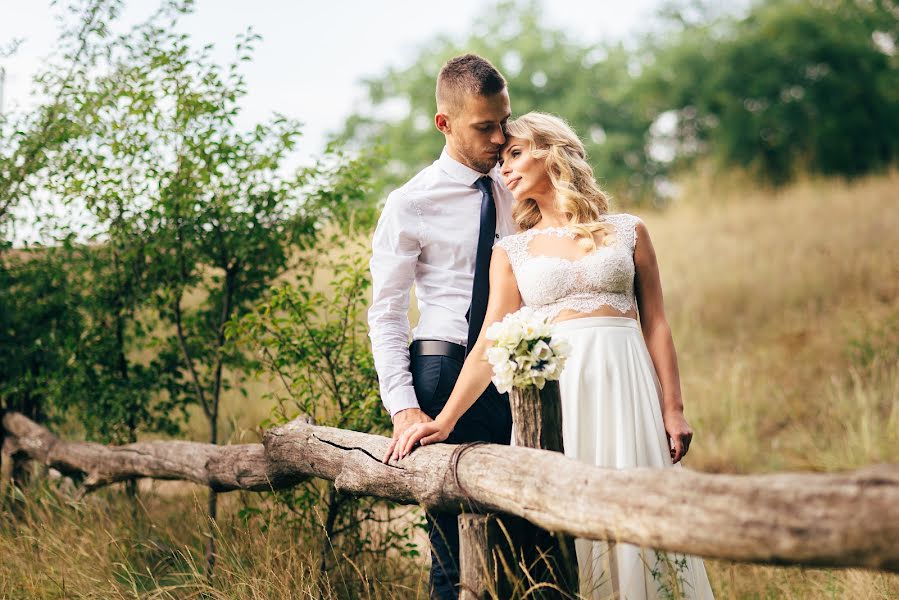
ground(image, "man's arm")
xmin=367 ymin=191 xmax=434 ymax=452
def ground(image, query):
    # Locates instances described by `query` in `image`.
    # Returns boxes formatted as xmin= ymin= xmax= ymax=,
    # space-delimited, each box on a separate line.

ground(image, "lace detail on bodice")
xmin=496 ymin=213 xmax=642 ymax=321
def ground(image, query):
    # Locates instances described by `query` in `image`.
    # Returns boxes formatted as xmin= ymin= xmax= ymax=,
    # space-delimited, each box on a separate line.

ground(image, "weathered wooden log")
xmin=503 ymin=381 xmax=578 ymax=597
xmin=459 ymin=514 xmax=502 ymax=600
xmin=3 ymin=410 xmax=899 ymax=573
xmin=509 ymin=381 xmax=565 ymax=452
xmin=0 ymin=411 xmax=309 ymax=493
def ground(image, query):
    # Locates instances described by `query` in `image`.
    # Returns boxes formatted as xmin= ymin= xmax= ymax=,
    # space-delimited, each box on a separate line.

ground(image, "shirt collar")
xmin=438 ymin=147 xmax=496 ymax=187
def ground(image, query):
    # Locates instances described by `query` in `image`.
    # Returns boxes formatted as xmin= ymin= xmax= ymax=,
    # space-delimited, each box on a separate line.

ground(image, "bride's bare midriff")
xmin=551 ymin=306 xmax=639 ymax=323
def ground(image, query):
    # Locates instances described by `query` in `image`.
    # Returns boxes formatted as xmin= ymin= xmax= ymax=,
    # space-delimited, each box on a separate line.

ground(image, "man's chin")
xmin=472 ymin=158 xmax=498 ymax=174
xmin=456 ymin=148 xmax=497 ymax=174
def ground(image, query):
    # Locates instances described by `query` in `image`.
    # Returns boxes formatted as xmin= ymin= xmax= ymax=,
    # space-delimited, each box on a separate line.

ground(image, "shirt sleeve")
xmin=367 ymin=189 xmax=422 ymax=418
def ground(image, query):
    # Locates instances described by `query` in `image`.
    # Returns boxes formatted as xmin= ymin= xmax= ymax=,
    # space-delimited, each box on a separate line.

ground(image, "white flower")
xmin=531 ymin=340 xmax=553 ymax=362
xmin=492 ymin=369 xmax=514 ymax=394
xmin=486 ymin=346 xmax=511 ymax=366
xmin=482 ymin=308 xmax=570 ymax=393
xmin=550 ymin=337 xmax=571 ymax=357
xmin=493 ymin=359 xmax=514 ymax=377
xmin=485 ymin=321 xmax=503 ymax=341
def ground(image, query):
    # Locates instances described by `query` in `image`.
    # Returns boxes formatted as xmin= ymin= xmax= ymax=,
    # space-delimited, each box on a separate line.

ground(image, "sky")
xmin=1 ymin=0 xmax=661 ymax=159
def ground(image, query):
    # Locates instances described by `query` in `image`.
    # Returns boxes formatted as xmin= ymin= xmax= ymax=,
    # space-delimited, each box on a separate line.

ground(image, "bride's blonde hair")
xmin=505 ymin=112 xmax=612 ymax=249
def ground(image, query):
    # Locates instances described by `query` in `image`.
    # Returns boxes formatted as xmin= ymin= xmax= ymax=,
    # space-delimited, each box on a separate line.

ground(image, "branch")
xmin=209 ymin=266 xmax=237 ymax=434
xmin=172 ymin=295 xmax=211 ymax=419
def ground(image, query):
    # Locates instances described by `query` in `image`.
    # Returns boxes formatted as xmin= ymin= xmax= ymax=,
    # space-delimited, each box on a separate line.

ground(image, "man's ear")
xmin=435 ymin=112 xmax=451 ymax=135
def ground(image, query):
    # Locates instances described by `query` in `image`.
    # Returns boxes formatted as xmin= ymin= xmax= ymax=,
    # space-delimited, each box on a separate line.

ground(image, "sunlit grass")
xmin=0 ymin=483 xmax=426 ymax=599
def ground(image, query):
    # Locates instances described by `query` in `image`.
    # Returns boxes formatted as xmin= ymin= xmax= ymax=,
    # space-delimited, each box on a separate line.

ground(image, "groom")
xmin=369 ymin=54 xmax=515 ymax=599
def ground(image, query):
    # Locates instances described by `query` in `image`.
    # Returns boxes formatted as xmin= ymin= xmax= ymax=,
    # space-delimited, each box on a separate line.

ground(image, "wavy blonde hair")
xmin=505 ymin=112 xmax=612 ymax=249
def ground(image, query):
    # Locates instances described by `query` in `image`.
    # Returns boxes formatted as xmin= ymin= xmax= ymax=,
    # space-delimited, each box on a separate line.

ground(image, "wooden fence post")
xmin=458 ymin=381 xmax=579 ymax=598
xmin=459 ymin=514 xmax=502 ymax=600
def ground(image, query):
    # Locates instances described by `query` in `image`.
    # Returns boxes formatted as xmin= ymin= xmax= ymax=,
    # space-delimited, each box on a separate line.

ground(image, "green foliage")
xmin=640 ymin=0 xmax=899 ymax=183
xmin=0 ymin=240 xmax=82 ymax=423
xmin=229 ymin=235 xmax=424 ymax=576
xmin=336 ymin=0 xmax=657 ymax=202
xmin=337 ymin=0 xmax=899 ymax=197
xmin=650 ymin=550 xmax=691 ymax=600
xmin=1 ymin=1 xmax=381 ymax=450
xmin=24 ymin=1 xmax=329 ymax=450
xmin=0 ymin=0 xmax=123 ymax=232
xmin=56 ymin=240 xmax=189 ymax=444
xmin=300 ymin=143 xmax=386 ymax=232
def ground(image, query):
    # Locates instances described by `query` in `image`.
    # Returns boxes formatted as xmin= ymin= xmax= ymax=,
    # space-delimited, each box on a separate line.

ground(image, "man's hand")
xmin=392 ymin=419 xmax=452 ymax=462
xmin=382 ymin=408 xmax=433 ymax=463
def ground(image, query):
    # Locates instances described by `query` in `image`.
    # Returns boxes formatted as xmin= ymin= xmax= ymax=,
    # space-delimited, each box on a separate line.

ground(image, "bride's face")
xmin=499 ymin=137 xmax=552 ymax=202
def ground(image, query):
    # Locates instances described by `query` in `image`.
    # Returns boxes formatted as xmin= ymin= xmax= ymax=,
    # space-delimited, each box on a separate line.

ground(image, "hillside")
xmin=2 ymin=172 xmax=897 ymax=598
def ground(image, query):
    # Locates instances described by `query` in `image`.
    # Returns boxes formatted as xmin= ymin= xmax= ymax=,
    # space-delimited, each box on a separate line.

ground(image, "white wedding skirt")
xmin=552 ymin=316 xmax=715 ymax=600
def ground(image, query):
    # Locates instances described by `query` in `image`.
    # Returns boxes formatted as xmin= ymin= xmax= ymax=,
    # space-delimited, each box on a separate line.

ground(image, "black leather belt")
xmin=410 ymin=339 xmax=466 ymax=363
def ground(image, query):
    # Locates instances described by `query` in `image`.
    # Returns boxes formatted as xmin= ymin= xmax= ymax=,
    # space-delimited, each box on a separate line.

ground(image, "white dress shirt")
xmin=368 ymin=148 xmax=517 ymax=417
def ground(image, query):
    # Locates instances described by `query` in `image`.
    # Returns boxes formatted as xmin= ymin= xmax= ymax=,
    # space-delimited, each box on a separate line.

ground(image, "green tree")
xmin=229 ymin=233 xmax=423 ymax=591
xmin=0 ymin=0 xmax=350 ymax=572
xmin=337 ymin=0 xmax=658 ymax=202
xmin=0 ymin=240 xmax=82 ymax=425
xmin=57 ymin=5 xmax=319 ymax=570
xmin=0 ymin=0 xmax=121 ymax=231
xmin=637 ymin=0 xmax=899 ymax=182
xmin=0 ymin=1 xmax=121 ymax=435
xmin=338 ymin=0 xmax=898 ymax=197
xmin=0 ymin=1 xmax=197 ymax=500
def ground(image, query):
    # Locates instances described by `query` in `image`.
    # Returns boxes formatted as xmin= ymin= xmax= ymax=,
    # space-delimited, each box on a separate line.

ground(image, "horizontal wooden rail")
xmin=2 ymin=411 xmax=898 ymax=573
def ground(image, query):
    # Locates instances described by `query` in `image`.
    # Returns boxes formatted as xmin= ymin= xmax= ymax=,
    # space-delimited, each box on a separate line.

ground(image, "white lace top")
xmin=495 ymin=213 xmax=642 ymax=321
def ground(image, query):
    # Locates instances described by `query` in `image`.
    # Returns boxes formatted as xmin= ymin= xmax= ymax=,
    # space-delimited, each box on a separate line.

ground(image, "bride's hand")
xmin=390 ymin=418 xmax=454 ymax=462
xmin=663 ymin=410 xmax=693 ymax=464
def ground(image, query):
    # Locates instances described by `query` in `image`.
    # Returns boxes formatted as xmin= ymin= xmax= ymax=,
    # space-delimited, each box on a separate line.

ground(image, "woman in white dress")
xmin=392 ymin=112 xmax=714 ymax=599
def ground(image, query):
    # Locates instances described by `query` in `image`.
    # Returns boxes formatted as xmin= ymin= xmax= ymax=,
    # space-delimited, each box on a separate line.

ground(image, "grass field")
xmin=2 ymin=171 xmax=897 ymax=598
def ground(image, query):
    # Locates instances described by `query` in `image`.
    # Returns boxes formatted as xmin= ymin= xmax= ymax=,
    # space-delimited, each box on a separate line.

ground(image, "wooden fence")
xmin=2 ymin=409 xmax=898 ymax=574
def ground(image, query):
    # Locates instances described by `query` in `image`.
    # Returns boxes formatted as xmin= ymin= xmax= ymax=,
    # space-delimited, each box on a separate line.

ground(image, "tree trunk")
xmin=3 ymin=410 xmax=898 ymax=573
xmin=205 ymin=269 xmax=233 ymax=578
xmin=319 ymin=484 xmax=340 ymax=575
xmin=0 ymin=408 xmax=9 ymax=501
xmin=205 ymin=408 xmax=219 ymax=579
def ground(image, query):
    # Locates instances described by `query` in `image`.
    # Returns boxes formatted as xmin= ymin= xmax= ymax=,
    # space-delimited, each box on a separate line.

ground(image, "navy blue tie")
xmin=467 ymin=176 xmax=496 ymax=355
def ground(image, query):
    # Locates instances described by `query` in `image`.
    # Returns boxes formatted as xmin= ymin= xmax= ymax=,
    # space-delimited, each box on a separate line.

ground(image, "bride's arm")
xmin=633 ymin=220 xmax=694 ymax=463
xmin=387 ymin=247 xmax=522 ymax=461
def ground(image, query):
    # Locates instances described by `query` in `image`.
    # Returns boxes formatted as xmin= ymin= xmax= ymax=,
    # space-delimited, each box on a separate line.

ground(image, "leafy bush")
xmin=229 ymin=233 xmax=424 ymax=582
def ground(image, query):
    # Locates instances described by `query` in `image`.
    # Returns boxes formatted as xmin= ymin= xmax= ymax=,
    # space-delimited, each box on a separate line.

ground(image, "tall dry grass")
xmin=648 ymin=171 xmax=899 ymax=598
xmin=0 ymin=484 xmax=426 ymax=599
xmin=2 ymin=172 xmax=897 ymax=598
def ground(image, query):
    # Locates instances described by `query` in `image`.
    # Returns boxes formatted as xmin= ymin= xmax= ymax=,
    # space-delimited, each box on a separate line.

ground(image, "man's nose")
xmin=491 ymin=128 xmax=506 ymax=146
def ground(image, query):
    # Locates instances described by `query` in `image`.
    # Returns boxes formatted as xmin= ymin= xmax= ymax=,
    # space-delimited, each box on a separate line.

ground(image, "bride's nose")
xmin=500 ymin=161 xmax=511 ymax=176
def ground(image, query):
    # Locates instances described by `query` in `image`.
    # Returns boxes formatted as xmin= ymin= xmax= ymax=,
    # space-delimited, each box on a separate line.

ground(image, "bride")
xmin=391 ymin=112 xmax=714 ymax=599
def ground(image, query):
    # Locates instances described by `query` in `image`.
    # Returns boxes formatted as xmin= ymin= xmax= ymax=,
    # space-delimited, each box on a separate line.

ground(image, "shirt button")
xmin=495 ymin=234 xmax=500 ymax=239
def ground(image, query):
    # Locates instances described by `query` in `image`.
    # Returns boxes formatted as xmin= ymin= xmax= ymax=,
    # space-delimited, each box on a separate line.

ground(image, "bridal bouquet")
xmin=484 ymin=307 xmax=570 ymax=394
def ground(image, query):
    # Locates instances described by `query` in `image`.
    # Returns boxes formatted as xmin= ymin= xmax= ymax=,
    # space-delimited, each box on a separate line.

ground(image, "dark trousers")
xmin=410 ymin=351 xmax=512 ymax=600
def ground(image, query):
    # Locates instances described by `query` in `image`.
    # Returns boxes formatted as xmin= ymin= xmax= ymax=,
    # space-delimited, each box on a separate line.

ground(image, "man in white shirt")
xmin=369 ymin=54 xmax=516 ymax=599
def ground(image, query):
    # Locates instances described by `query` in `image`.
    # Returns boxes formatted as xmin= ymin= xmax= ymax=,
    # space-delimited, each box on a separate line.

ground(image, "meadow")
xmin=1 ymin=171 xmax=897 ymax=599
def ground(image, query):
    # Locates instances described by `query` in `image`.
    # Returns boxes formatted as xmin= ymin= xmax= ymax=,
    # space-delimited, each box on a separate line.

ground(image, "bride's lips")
xmin=505 ymin=177 xmax=521 ymax=190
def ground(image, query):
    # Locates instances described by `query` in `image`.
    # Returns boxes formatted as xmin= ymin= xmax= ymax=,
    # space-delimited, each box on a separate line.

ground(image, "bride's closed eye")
xmin=500 ymin=149 xmax=521 ymax=166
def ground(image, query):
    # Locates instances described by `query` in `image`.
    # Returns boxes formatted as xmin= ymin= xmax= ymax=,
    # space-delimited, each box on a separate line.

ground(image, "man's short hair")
xmin=436 ymin=54 xmax=506 ymax=115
